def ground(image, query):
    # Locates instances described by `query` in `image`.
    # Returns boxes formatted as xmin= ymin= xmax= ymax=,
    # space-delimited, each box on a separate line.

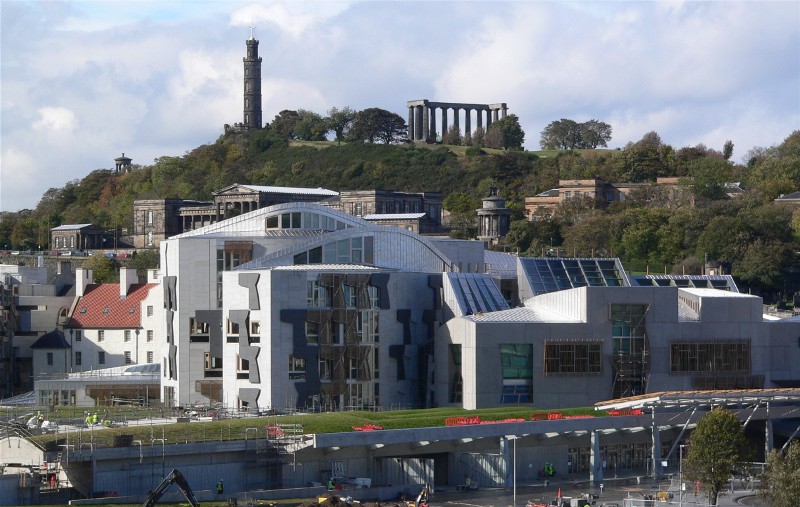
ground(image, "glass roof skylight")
xmin=520 ymin=258 xmax=630 ymax=296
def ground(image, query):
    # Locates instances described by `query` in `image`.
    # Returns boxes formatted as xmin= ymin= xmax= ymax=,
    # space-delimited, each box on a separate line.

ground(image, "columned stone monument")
xmin=407 ymin=100 xmax=508 ymax=142
xmin=477 ymin=186 xmax=511 ymax=244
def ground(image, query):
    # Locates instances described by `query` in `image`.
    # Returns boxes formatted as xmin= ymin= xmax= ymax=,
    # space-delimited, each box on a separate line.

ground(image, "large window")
xmin=670 ymin=341 xmax=750 ymax=373
xmin=544 ymin=342 xmax=602 ymax=374
xmin=499 ymin=344 xmax=533 ymax=403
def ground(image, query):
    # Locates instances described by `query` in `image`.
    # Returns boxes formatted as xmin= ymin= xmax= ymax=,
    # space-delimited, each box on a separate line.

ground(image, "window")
xmin=147 ymin=351 xmax=154 ymax=364
xmin=204 ymin=353 xmax=222 ymax=370
xmin=147 ymin=330 xmax=154 ymax=342
xmin=124 ymin=330 xmax=131 ymax=342
xmin=75 ymin=351 xmax=82 ymax=366
xmin=319 ymin=356 xmax=333 ymax=381
xmin=124 ymin=351 xmax=132 ymax=364
xmin=147 ymin=306 xmax=154 ymax=317
xmin=670 ymin=342 xmax=750 ymax=373
xmin=47 ymin=352 xmax=53 ymax=366
xmin=305 ymin=321 xmax=319 ymax=344
xmin=190 ymin=318 xmax=209 ymax=335
xmin=98 ymin=351 xmax=106 ymax=365
xmin=74 ymin=330 xmax=81 ymax=341
xmin=98 ymin=330 xmax=104 ymax=342
xmin=147 ymin=210 xmax=153 ymax=225
xmin=368 ymin=285 xmax=380 ymax=308
xmin=544 ymin=342 xmax=603 ymax=374
xmin=227 ymin=319 xmax=240 ymax=335
xmin=289 ymin=355 xmax=306 ymax=380
xmin=251 ymin=321 xmax=260 ymax=335
xmin=146 ymin=231 xmax=153 ymax=247
xmin=237 ymin=355 xmax=250 ymax=371
xmin=307 ymin=280 xmax=330 ymax=307
xmin=499 ymin=344 xmax=533 ymax=403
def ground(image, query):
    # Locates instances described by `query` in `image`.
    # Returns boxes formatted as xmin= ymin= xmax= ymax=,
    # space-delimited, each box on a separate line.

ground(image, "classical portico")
xmin=407 ymin=100 xmax=508 ymax=142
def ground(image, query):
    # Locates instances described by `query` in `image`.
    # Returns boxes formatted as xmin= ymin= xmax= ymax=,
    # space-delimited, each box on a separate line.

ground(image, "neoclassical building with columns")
xmin=407 ymin=99 xmax=508 ymax=142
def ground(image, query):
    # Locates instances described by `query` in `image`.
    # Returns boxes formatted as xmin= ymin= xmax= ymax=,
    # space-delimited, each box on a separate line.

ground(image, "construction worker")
xmin=92 ymin=412 xmax=98 ymax=425
xmin=327 ymin=478 xmax=334 ymax=491
xmin=84 ymin=412 xmax=92 ymax=426
xmin=216 ymin=479 xmax=224 ymax=495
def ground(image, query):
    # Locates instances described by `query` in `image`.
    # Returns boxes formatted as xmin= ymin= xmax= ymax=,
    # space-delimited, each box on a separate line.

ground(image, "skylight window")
xmin=103 ymin=307 xmax=110 ymax=314
xmin=80 ymin=307 xmax=88 ymax=314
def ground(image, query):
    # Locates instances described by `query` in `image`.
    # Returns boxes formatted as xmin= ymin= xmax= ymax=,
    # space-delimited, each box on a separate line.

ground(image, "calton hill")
xmin=2 ymin=106 xmax=800 ymax=303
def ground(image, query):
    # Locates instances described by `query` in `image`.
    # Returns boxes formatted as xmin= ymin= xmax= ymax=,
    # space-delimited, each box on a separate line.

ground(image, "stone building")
xmin=324 ymin=190 xmax=444 ymax=231
xmin=50 ymin=224 xmax=106 ymax=251
xmin=407 ymin=99 xmax=508 ymax=142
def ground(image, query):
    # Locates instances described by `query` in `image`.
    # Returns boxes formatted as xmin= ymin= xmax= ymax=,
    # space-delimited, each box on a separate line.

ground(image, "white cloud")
xmin=230 ymin=1 xmax=352 ymax=37
xmin=32 ymin=107 xmax=77 ymax=132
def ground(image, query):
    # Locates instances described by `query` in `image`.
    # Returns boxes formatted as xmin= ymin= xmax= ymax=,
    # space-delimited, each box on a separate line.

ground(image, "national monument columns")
xmin=407 ymin=100 xmax=508 ymax=142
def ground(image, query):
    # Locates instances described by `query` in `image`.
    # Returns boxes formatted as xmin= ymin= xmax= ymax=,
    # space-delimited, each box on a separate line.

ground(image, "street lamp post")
xmin=679 ymin=444 xmax=686 ymax=507
xmin=512 ymin=436 xmax=517 ymax=507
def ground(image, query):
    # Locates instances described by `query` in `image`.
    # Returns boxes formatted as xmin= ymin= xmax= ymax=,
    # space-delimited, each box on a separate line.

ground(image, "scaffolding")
xmin=308 ymin=273 xmax=380 ymax=410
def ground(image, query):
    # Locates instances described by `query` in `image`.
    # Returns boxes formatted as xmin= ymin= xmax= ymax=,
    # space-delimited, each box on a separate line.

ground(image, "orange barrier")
xmin=608 ymin=408 xmax=643 ymax=416
xmin=353 ymin=424 xmax=383 ymax=431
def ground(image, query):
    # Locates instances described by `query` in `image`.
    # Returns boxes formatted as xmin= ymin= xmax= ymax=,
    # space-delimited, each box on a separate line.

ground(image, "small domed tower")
xmin=477 ymin=186 xmax=511 ymax=244
xmin=114 ymin=153 xmax=132 ymax=173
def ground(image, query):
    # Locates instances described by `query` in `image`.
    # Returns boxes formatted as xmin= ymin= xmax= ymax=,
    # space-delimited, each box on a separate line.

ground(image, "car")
xmin=105 ymin=253 xmax=115 ymax=258
xmin=116 ymin=253 xmax=130 ymax=259
xmin=49 ymin=251 xmax=62 ymax=256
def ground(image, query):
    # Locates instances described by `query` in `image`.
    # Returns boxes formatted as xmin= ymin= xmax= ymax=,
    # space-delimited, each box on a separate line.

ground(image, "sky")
xmin=1 ymin=0 xmax=798 ymax=212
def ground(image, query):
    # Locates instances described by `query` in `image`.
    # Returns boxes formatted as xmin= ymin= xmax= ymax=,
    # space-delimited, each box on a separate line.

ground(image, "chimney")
xmin=120 ymin=267 xmax=138 ymax=297
xmin=76 ymin=268 xmax=93 ymax=297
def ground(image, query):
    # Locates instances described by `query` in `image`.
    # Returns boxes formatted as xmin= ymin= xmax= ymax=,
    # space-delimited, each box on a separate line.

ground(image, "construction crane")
xmin=142 ymin=469 xmax=199 ymax=507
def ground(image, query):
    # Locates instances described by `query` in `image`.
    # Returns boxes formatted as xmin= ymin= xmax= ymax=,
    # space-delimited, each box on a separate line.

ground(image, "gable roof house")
xmin=33 ymin=268 xmax=166 ymax=406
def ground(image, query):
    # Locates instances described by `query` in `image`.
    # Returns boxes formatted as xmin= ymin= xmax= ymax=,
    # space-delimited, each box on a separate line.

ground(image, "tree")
xmin=128 ymin=249 xmax=160 ymax=277
xmin=268 ymin=110 xmax=301 ymax=139
xmin=579 ymin=120 xmax=612 ymax=149
xmin=470 ymin=126 xmax=486 ymax=147
xmin=540 ymin=119 xmax=580 ymax=150
xmin=442 ymin=125 xmax=462 ymax=146
xmin=683 ymin=407 xmax=752 ymax=506
xmin=347 ymin=108 xmax=407 ymax=144
xmin=326 ymin=106 xmax=355 ymax=145
xmin=486 ymin=114 xmax=525 ymax=150
xmin=82 ymin=255 xmax=119 ymax=283
xmin=443 ymin=192 xmax=479 ymax=238
xmin=722 ymin=140 xmax=734 ymax=160
xmin=294 ymin=109 xmax=329 ymax=141
xmin=760 ymin=440 xmax=800 ymax=506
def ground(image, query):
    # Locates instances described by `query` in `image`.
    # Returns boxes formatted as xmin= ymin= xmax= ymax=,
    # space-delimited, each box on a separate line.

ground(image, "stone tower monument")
xmin=477 ymin=186 xmax=511 ymax=244
xmin=243 ymin=28 xmax=263 ymax=130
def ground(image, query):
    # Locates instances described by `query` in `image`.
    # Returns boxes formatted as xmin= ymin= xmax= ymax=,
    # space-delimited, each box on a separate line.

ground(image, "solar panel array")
xmin=629 ymin=275 xmax=738 ymax=292
xmin=447 ymin=272 xmax=510 ymax=316
xmin=520 ymin=258 xmax=629 ymax=296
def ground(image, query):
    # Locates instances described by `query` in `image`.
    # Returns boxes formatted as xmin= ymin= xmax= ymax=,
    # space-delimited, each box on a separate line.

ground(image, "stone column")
xmin=501 ymin=105 xmax=508 ymax=119
xmin=415 ymin=106 xmax=424 ymax=141
xmin=477 ymin=108 xmax=483 ymax=130
xmin=453 ymin=107 xmax=460 ymax=134
xmin=422 ymin=104 xmax=429 ymax=142
xmin=441 ymin=108 xmax=448 ymax=138
xmin=408 ymin=106 xmax=415 ymax=141
xmin=429 ymin=107 xmax=437 ymax=141
xmin=492 ymin=108 xmax=498 ymax=122
xmin=486 ymin=109 xmax=492 ymax=129
xmin=590 ymin=429 xmax=603 ymax=485
xmin=464 ymin=108 xmax=471 ymax=139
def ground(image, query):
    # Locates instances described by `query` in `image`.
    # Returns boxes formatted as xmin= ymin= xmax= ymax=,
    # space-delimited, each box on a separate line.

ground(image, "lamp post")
xmin=679 ymin=444 xmax=686 ymax=507
xmin=514 ymin=436 xmax=516 ymax=507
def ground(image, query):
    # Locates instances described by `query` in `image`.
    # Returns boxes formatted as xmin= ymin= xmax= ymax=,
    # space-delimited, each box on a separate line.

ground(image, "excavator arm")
xmin=142 ymin=469 xmax=200 ymax=507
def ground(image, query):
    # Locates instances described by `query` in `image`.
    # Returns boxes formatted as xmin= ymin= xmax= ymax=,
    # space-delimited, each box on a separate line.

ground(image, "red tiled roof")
xmin=69 ymin=283 xmax=157 ymax=329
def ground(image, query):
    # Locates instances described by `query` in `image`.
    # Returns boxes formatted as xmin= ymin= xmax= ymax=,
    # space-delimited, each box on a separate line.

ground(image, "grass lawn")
xmin=30 ymin=406 xmax=602 ymax=449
